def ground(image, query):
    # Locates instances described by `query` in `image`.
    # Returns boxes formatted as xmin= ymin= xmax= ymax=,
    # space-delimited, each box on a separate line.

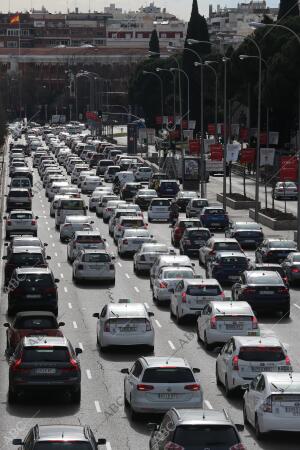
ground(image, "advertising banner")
xmin=239 ymin=148 xmax=256 ymax=164
xmin=207 ymin=123 xmax=216 ymax=135
xmin=280 ymin=156 xmax=298 ymax=181
xmin=210 ymin=144 xmax=223 ymax=161
xmin=260 ymin=148 xmax=275 ymax=167
xmin=189 ymin=139 xmax=200 ymax=155
xmin=226 ymin=143 xmax=241 ymax=162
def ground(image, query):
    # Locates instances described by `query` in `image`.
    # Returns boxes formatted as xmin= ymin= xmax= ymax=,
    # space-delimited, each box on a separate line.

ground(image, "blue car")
xmin=225 ymin=221 xmax=264 ymax=248
xmin=200 ymin=206 xmax=229 ymax=230
xmin=206 ymin=251 xmax=249 ymax=283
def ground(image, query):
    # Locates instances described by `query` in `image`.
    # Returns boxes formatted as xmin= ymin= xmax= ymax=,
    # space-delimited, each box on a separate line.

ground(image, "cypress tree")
xmin=149 ymin=29 xmax=160 ymax=56
xmin=277 ymin=0 xmax=299 ymax=21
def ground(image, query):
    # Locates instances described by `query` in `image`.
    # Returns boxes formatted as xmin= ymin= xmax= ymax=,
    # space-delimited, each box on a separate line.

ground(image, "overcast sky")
xmin=4 ymin=0 xmax=279 ymax=20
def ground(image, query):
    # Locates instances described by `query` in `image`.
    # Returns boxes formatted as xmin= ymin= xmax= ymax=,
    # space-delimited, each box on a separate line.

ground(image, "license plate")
xmin=228 ymin=276 xmax=239 ymax=280
xmin=26 ymin=294 xmax=41 ymax=299
xmin=259 ymin=291 xmax=274 ymax=295
xmin=118 ymin=327 xmax=137 ymax=332
xmin=211 ymin=222 xmax=219 ymax=226
xmin=285 ymin=407 xmax=300 ymax=415
xmin=244 ymin=240 xmax=254 ymax=243
xmin=251 ymin=366 xmax=274 ymax=372
xmin=159 ymin=393 xmax=178 ymax=399
xmin=225 ymin=324 xmax=243 ymax=330
xmin=248 ymin=331 xmax=258 ymax=336
xmin=35 ymin=368 xmax=56 ymax=375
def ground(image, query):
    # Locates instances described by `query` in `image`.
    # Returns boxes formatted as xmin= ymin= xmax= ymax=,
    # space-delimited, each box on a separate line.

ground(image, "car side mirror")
xmin=235 ymin=424 xmax=244 ymax=432
xmin=4 ymin=243 xmax=8 ymax=246
xmin=58 ymin=321 xmax=65 ymax=327
xmin=192 ymin=263 xmax=195 ymax=267
xmin=97 ymin=438 xmax=107 ymax=446
xmin=147 ymin=423 xmax=159 ymax=431
xmin=2 ymin=256 xmax=7 ymax=260
xmin=35 ymin=216 xmax=39 ymax=219
xmin=148 ymin=312 xmax=154 ymax=317
xmin=3 ymin=322 xmax=10 ymax=328
xmin=121 ymin=368 xmax=129 ymax=374
xmin=12 ymin=440 xmax=23 ymax=446
xmin=54 ymin=278 xmax=60 ymax=283
xmin=44 ymin=242 xmax=48 ymax=246
xmin=241 ymin=384 xmax=249 ymax=391
xmin=93 ymin=312 xmax=100 ymax=318
xmin=91 ymin=221 xmax=94 ymax=224
xmin=3 ymin=216 xmax=7 ymax=220
xmin=193 ymin=368 xmax=200 ymax=373
xmin=75 ymin=347 xmax=82 ymax=355
xmin=46 ymin=256 xmax=51 ymax=260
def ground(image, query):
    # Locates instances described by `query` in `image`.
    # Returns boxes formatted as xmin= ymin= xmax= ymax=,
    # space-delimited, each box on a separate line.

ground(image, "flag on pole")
xmin=9 ymin=14 xmax=20 ymax=24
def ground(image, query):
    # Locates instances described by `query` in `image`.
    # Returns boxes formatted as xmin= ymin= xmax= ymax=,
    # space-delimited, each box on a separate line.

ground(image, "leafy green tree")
xmin=149 ymin=29 xmax=160 ymax=56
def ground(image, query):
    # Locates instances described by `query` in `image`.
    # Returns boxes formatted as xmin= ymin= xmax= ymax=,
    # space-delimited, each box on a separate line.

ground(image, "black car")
xmin=206 ymin=251 xmax=249 ymax=283
xmin=281 ymin=252 xmax=300 ymax=285
xmin=174 ymin=191 xmax=198 ymax=212
xmin=249 ymin=262 xmax=289 ymax=285
xmin=134 ymin=189 xmax=158 ymax=210
xmin=120 ymin=182 xmax=143 ymax=201
xmin=232 ymin=270 xmax=290 ymax=316
xmin=12 ymin=424 xmax=106 ymax=449
xmin=7 ymin=267 xmax=60 ymax=316
xmin=8 ymin=336 xmax=82 ymax=403
xmin=225 ymin=221 xmax=264 ymax=248
xmin=179 ymin=227 xmax=211 ymax=256
xmin=3 ymin=247 xmax=51 ymax=286
xmin=255 ymin=239 xmax=297 ymax=263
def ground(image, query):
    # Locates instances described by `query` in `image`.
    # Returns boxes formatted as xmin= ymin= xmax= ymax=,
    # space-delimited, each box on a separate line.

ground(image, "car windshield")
xmin=18 ymin=318 xmax=56 ymax=329
xmin=278 ymin=182 xmax=296 ymax=187
xmin=10 ymin=213 xmax=32 ymax=219
xmin=162 ymin=270 xmax=194 ymax=279
xmin=187 ymin=285 xmax=221 ymax=295
xmin=22 ymin=347 xmax=70 ymax=362
xmin=83 ymin=253 xmax=110 ymax=263
xmin=142 ymin=367 xmax=195 ymax=383
xmin=247 ymin=273 xmax=281 ymax=284
xmin=271 ymin=383 xmax=300 ymax=392
xmin=269 ymin=241 xmax=296 ymax=249
xmin=239 ymin=346 xmax=285 ymax=362
xmin=34 ymin=443 xmax=92 ymax=450
xmin=173 ymin=425 xmax=239 ymax=449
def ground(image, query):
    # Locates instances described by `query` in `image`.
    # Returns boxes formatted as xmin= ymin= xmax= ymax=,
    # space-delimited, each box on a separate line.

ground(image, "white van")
xmin=55 ymin=197 xmax=87 ymax=228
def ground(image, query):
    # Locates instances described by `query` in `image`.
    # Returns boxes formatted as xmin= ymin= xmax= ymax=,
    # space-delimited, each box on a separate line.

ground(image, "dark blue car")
xmin=200 ymin=206 xmax=229 ymax=230
xmin=206 ymin=251 xmax=249 ymax=283
xmin=225 ymin=221 xmax=264 ymax=248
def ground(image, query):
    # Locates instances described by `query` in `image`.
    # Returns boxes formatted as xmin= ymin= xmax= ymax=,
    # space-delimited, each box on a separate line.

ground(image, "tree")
xmin=149 ymin=29 xmax=160 ymax=56
xmin=278 ymin=0 xmax=299 ymax=21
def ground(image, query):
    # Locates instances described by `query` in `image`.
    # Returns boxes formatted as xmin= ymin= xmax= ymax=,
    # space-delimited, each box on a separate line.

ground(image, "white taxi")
xmin=67 ymin=231 xmax=106 ymax=262
xmin=118 ymin=229 xmax=154 ymax=256
xmin=4 ymin=210 xmax=38 ymax=239
xmin=72 ymin=249 xmax=115 ymax=283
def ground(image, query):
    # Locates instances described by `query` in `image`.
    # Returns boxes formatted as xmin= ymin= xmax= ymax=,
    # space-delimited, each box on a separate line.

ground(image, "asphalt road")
xmin=1 ymin=148 xmax=300 ymax=450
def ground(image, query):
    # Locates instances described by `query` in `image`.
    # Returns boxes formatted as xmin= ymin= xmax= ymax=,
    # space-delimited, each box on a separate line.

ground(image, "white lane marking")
xmin=106 ymin=242 xmax=110 ymax=247
xmin=54 ymin=252 xmax=58 ymax=257
xmin=78 ymin=342 xmax=84 ymax=351
xmin=73 ymin=321 xmax=78 ymax=329
xmin=94 ymin=400 xmax=101 ymax=413
xmin=155 ymin=319 xmax=162 ymax=328
xmin=43 ymin=210 xmax=45 ymax=214
xmin=64 ymin=286 xmax=68 ymax=293
xmin=60 ymin=273 xmax=64 ymax=279
xmin=205 ymin=400 xmax=213 ymax=410
xmin=86 ymin=369 xmax=92 ymax=379
xmin=96 ymin=227 xmax=99 ymax=231
xmin=52 ymin=243 xmax=55 ymax=247
xmin=45 ymin=221 xmax=48 ymax=225
xmin=125 ymin=273 xmax=130 ymax=279
xmin=168 ymin=340 xmax=176 ymax=350
xmin=117 ymin=262 xmax=122 ymax=267
xmin=106 ymin=443 xmax=112 ymax=450
xmin=144 ymin=302 xmax=149 ymax=309
xmin=294 ymin=303 xmax=300 ymax=310
xmin=68 ymin=302 xmax=72 ymax=309
xmin=134 ymin=286 xmax=139 ymax=293
xmin=50 ymin=234 xmax=53 ymax=239
xmin=47 ymin=227 xmax=50 ymax=231
xmin=57 ymin=262 xmax=61 ymax=267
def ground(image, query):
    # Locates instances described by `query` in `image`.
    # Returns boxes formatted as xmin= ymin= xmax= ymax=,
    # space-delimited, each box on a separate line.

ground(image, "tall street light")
xmin=166 ymin=48 xmax=183 ymax=140
xmin=250 ymin=21 xmax=300 ymax=247
xmin=218 ymin=32 xmax=262 ymax=221
xmin=204 ymin=61 xmax=218 ymax=140
xmin=156 ymin=67 xmax=176 ymax=123
xmin=170 ymin=67 xmax=190 ymax=134
xmin=142 ymin=70 xmax=164 ymax=130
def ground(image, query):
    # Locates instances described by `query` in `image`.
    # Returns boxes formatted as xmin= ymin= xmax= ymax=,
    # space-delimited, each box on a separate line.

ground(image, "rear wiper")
xmin=271 ymin=382 xmax=284 ymax=392
xmin=110 ymin=310 xmax=119 ymax=318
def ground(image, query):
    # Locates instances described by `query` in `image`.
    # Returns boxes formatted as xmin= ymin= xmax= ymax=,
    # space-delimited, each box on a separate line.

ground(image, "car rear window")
xmin=11 ymin=254 xmax=44 ymax=265
xmin=22 ymin=347 xmax=70 ymax=362
xmin=247 ymin=273 xmax=281 ymax=284
xmin=9 ymin=191 xmax=30 ymax=197
xmin=13 ymin=239 xmax=40 ymax=247
xmin=76 ymin=235 xmax=102 ymax=243
xmin=60 ymin=200 xmax=85 ymax=210
xmin=122 ymin=219 xmax=144 ymax=227
xmin=239 ymin=346 xmax=285 ymax=361
xmin=142 ymin=367 xmax=195 ymax=383
xmin=161 ymin=181 xmax=178 ymax=187
xmin=215 ymin=242 xmax=241 ymax=250
xmin=151 ymin=199 xmax=170 ymax=206
xmin=83 ymin=253 xmax=110 ymax=263
xmin=12 ymin=180 xmax=31 ymax=187
xmin=18 ymin=318 xmax=56 ymax=329
xmin=192 ymin=199 xmax=208 ymax=207
xmin=19 ymin=274 xmax=53 ymax=287
xmin=220 ymin=257 xmax=247 ymax=264
xmin=162 ymin=270 xmax=194 ymax=279
xmin=173 ymin=425 xmax=239 ymax=448
xmin=187 ymin=285 xmax=221 ymax=295
xmin=10 ymin=213 xmax=32 ymax=219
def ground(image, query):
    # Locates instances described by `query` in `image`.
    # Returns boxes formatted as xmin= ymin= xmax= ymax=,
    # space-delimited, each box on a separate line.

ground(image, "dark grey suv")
xmin=8 ymin=336 xmax=82 ymax=403
xmin=149 ymin=408 xmax=244 ymax=450
xmin=13 ymin=424 xmax=106 ymax=449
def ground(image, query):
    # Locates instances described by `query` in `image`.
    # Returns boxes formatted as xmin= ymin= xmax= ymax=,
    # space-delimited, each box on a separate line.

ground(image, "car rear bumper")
xmin=206 ymin=328 xmax=259 ymax=344
xmin=260 ymin=414 xmax=300 ymax=433
xmin=131 ymin=395 xmax=202 ymax=413
xmin=101 ymin=333 xmax=154 ymax=347
xmin=75 ymin=270 xmax=115 ymax=280
xmin=242 ymin=297 xmax=290 ymax=311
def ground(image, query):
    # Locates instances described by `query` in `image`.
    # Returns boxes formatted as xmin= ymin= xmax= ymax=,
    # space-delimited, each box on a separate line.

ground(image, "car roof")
xmin=141 ymin=356 xmax=189 ymax=368
xmin=171 ymin=408 xmax=233 ymax=426
xmin=245 ymin=270 xmax=280 ymax=278
xmin=15 ymin=267 xmax=51 ymax=274
xmin=185 ymin=227 xmax=210 ymax=232
xmin=107 ymin=303 xmax=148 ymax=318
xmin=81 ymin=249 xmax=108 ymax=254
xmin=253 ymin=263 xmax=282 ymax=268
xmin=12 ymin=236 xmax=41 ymax=243
xmin=36 ymin=425 xmax=87 ymax=441
xmin=211 ymin=301 xmax=253 ymax=314
xmin=233 ymin=336 xmax=282 ymax=347
xmin=12 ymin=246 xmax=44 ymax=254
xmin=9 ymin=188 xmax=29 ymax=192
xmin=158 ymin=255 xmax=191 ymax=264
xmin=65 ymin=215 xmax=91 ymax=222
xmin=263 ymin=372 xmax=300 ymax=383
xmin=23 ymin=336 xmax=68 ymax=347
xmin=74 ymin=231 xmax=100 ymax=237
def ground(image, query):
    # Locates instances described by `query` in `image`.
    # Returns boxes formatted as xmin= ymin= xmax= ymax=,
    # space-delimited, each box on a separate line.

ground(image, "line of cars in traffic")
xmin=5 ymin=122 xmax=300 ymax=449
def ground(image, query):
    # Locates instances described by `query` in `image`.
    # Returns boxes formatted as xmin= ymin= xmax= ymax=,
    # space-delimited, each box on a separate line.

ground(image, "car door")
xmin=171 ymin=280 xmax=184 ymax=315
xmin=246 ymin=375 xmax=263 ymax=425
xmin=99 ymin=306 xmax=108 ymax=340
xmin=199 ymin=304 xmax=211 ymax=340
xmin=217 ymin=341 xmax=230 ymax=383
xmin=126 ymin=360 xmax=143 ymax=401
xmin=219 ymin=340 xmax=234 ymax=383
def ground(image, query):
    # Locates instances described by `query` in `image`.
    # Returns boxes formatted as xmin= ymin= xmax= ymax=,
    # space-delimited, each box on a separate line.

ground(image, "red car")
xmin=4 ymin=311 xmax=65 ymax=355
xmin=171 ymin=218 xmax=202 ymax=247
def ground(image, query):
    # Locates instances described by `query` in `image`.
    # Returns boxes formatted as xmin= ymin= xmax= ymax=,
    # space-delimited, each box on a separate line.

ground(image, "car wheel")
xmin=196 ymin=326 xmax=201 ymax=343
xmin=130 ymin=397 xmax=137 ymax=421
xmin=255 ymin=415 xmax=264 ymax=440
xmin=225 ymin=376 xmax=232 ymax=398
xmin=8 ymin=386 xmax=17 ymax=403
xmin=243 ymin=401 xmax=249 ymax=425
xmin=148 ymin=217 xmax=152 ymax=223
xmin=7 ymin=307 xmax=14 ymax=316
xmin=71 ymin=388 xmax=81 ymax=404
xmin=216 ymin=365 xmax=221 ymax=386
xmin=176 ymin=308 xmax=182 ymax=325
xmin=147 ymin=345 xmax=154 ymax=354
xmin=283 ymin=307 xmax=290 ymax=318
xmin=204 ymin=332 xmax=213 ymax=351
xmin=124 ymin=389 xmax=129 ymax=408
xmin=5 ymin=233 xmax=10 ymax=240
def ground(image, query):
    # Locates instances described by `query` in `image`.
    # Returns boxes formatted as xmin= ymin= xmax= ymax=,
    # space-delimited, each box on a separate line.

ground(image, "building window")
xmin=7 ymin=29 xmax=19 ymax=36
xmin=7 ymin=41 xmax=18 ymax=48
xmin=160 ymin=33 xmax=167 ymax=38
xmin=125 ymin=33 xmax=131 ymax=39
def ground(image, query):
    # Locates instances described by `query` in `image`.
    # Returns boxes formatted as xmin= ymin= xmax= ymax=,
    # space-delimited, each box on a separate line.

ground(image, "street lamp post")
xmin=170 ymin=67 xmax=190 ymax=127
xmin=222 ymin=56 xmax=229 ymax=211
xmin=250 ymin=21 xmax=300 ymax=247
xmin=156 ymin=68 xmax=176 ymax=124
xmin=142 ymin=70 xmax=164 ymax=130
xmin=204 ymin=61 xmax=218 ymax=140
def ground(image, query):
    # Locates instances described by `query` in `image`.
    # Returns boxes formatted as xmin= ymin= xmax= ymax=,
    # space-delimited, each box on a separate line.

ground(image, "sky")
xmin=3 ymin=0 xmax=280 ymax=20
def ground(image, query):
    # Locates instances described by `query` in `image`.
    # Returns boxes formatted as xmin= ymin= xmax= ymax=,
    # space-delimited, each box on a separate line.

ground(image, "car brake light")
xmin=137 ymin=384 xmax=154 ymax=391
xmin=292 ymin=267 xmax=300 ymax=273
xmin=31 ymin=220 xmax=36 ymax=225
xmin=278 ymin=287 xmax=289 ymax=294
xmin=63 ymin=358 xmax=79 ymax=372
xmin=184 ymin=383 xmax=200 ymax=391
xmin=267 ymin=251 xmax=273 ymax=256
xmin=210 ymin=316 xmax=217 ymax=329
xmin=7 ymin=220 xmax=11 ymax=225
xmin=285 ymin=355 xmax=291 ymax=366
xmin=104 ymin=320 xmax=110 ymax=332
xmin=11 ymin=358 xmax=29 ymax=373
xmin=144 ymin=223 xmax=148 ymax=228
xmin=244 ymin=288 xmax=255 ymax=294
xmin=262 ymin=395 xmax=272 ymax=412
xmin=230 ymin=445 xmax=247 ymax=450
xmin=252 ymin=316 xmax=258 ymax=329
xmin=159 ymin=281 xmax=168 ymax=288
xmin=45 ymin=287 xmax=56 ymax=294
xmin=145 ymin=319 xmax=151 ymax=331
xmin=123 ymin=239 xmax=128 ymax=245
xmin=64 ymin=224 xmax=71 ymax=228
xmin=232 ymin=355 xmax=239 ymax=370
xmin=220 ymin=291 xmax=225 ymax=299
xmin=181 ymin=292 xmax=187 ymax=303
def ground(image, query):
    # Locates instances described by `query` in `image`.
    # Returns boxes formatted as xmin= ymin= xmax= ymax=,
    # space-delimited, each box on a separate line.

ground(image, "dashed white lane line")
xmin=54 ymin=252 xmax=58 ymax=257
xmin=64 ymin=286 xmax=68 ymax=293
xmin=94 ymin=400 xmax=101 ymax=413
xmin=155 ymin=319 xmax=162 ymax=328
xmin=68 ymin=302 xmax=72 ymax=309
xmin=106 ymin=443 xmax=112 ymax=450
xmin=294 ymin=303 xmax=300 ymax=310
xmin=50 ymin=234 xmax=53 ymax=239
xmin=60 ymin=273 xmax=64 ymax=279
xmin=73 ymin=321 xmax=78 ymax=329
xmin=205 ymin=400 xmax=213 ymax=410
xmin=168 ymin=340 xmax=176 ymax=350
xmin=78 ymin=342 xmax=84 ymax=351
xmin=125 ymin=273 xmax=130 ymax=279
xmin=134 ymin=286 xmax=140 ymax=293
xmin=144 ymin=302 xmax=150 ymax=309
xmin=86 ymin=369 xmax=92 ymax=379
xmin=117 ymin=262 xmax=122 ymax=267
xmin=47 ymin=227 xmax=50 ymax=231
xmin=52 ymin=243 xmax=55 ymax=247
xmin=57 ymin=263 xmax=61 ymax=268
xmin=45 ymin=221 xmax=48 ymax=225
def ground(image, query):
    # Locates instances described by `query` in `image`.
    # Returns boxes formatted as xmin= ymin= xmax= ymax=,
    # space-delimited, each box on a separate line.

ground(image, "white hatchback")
xmin=197 ymin=301 xmax=259 ymax=350
xmin=72 ymin=249 xmax=115 ymax=283
xmin=148 ymin=198 xmax=171 ymax=222
xmin=118 ymin=229 xmax=154 ymax=256
xmin=152 ymin=266 xmax=195 ymax=304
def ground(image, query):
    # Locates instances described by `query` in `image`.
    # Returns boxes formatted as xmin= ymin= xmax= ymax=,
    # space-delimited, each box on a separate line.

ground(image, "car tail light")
xmin=123 ymin=239 xmax=128 ymax=245
xmin=252 ymin=316 xmax=258 ymax=329
xmin=164 ymin=443 xmax=184 ymax=450
xmin=104 ymin=320 xmax=110 ymax=332
xmin=267 ymin=251 xmax=273 ymax=256
xmin=210 ymin=316 xmax=217 ymax=329
xmin=137 ymin=384 xmax=154 ymax=391
xmin=232 ymin=355 xmax=239 ymax=371
xmin=174 ymin=227 xmax=182 ymax=236
xmin=31 ymin=220 xmax=36 ymax=225
xmin=144 ymin=223 xmax=148 ymax=228
xmin=292 ymin=267 xmax=300 ymax=273
xmin=109 ymin=264 xmax=114 ymax=270
xmin=145 ymin=319 xmax=151 ymax=331
xmin=77 ymin=264 xmax=84 ymax=270
xmin=262 ymin=395 xmax=272 ymax=412
xmin=278 ymin=287 xmax=289 ymax=294
xmin=285 ymin=355 xmax=291 ymax=366
xmin=117 ymin=225 xmax=122 ymax=230
xmin=11 ymin=358 xmax=29 ymax=373
xmin=7 ymin=220 xmax=11 ymax=225
xmin=220 ymin=291 xmax=225 ymax=299
xmin=243 ymin=288 xmax=255 ymax=294
xmin=64 ymin=224 xmax=71 ymax=228
xmin=159 ymin=281 xmax=168 ymax=289
xmin=181 ymin=292 xmax=187 ymax=303
xmin=63 ymin=358 xmax=80 ymax=372
xmin=140 ymin=255 xmax=145 ymax=261
xmin=13 ymin=287 xmax=25 ymax=295
xmin=184 ymin=383 xmax=200 ymax=391
xmin=45 ymin=287 xmax=56 ymax=294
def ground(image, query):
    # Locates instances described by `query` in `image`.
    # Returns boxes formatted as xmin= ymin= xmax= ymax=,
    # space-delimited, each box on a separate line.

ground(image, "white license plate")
xmin=251 ymin=366 xmax=275 ymax=372
xmin=118 ymin=327 xmax=137 ymax=332
xmin=259 ymin=291 xmax=274 ymax=295
xmin=159 ymin=393 xmax=178 ymax=399
xmin=35 ymin=368 xmax=56 ymax=375
xmin=88 ymin=264 xmax=104 ymax=269
xmin=285 ymin=407 xmax=300 ymax=415
xmin=247 ymin=331 xmax=258 ymax=336
xmin=211 ymin=222 xmax=219 ymax=226
xmin=26 ymin=294 xmax=41 ymax=299
xmin=225 ymin=323 xmax=244 ymax=330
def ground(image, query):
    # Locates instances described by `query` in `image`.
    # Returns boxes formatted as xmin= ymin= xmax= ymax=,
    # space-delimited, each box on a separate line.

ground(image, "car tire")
xmin=204 ymin=332 xmax=213 ymax=351
xmin=33 ymin=232 xmax=37 ymax=237
xmin=255 ymin=415 xmax=264 ymax=440
xmin=283 ymin=307 xmax=290 ymax=318
xmin=148 ymin=217 xmax=152 ymax=223
xmin=225 ymin=376 xmax=232 ymax=398
xmin=196 ymin=326 xmax=201 ymax=343
xmin=147 ymin=345 xmax=154 ymax=354
xmin=243 ymin=401 xmax=249 ymax=425
xmin=176 ymin=308 xmax=182 ymax=325
xmin=8 ymin=386 xmax=17 ymax=403
xmin=5 ymin=233 xmax=10 ymax=240
xmin=130 ymin=397 xmax=137 ymax=421
xmin=216 ymin=365 xmax=221 ymax=387
xmin=124 ymin=389 xmax=129 ymax=408
xmin=71 ymin=388 xmax=81 ymax=404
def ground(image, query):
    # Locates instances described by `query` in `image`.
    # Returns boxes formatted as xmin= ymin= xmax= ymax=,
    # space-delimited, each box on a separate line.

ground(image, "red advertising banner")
xmin=182 ymin=119 xmax=189 ymax=129
xmin=240 ymin=148 xmax=256 ymax=164
xmin=189 ymin=139 xmax=200 ymax=155
xmin=280 ymin=156 xmax=298 ymax=181
xmin=86 ymin=111 xmax=100 ymax=122
xmin=208 ymin=123 xmax=216 ymax=135
xmin=260 ymin=132 xmax=268 ymax=145
xmin=210 ymin=144 xmax=223 ymax=161
xmin=240 ymin=127 xmax=249 ymax=141
xmin=169 ymin=129 xmax=180 ymax=141
xmin=155 ymin=115 xmax=163 ymax=125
